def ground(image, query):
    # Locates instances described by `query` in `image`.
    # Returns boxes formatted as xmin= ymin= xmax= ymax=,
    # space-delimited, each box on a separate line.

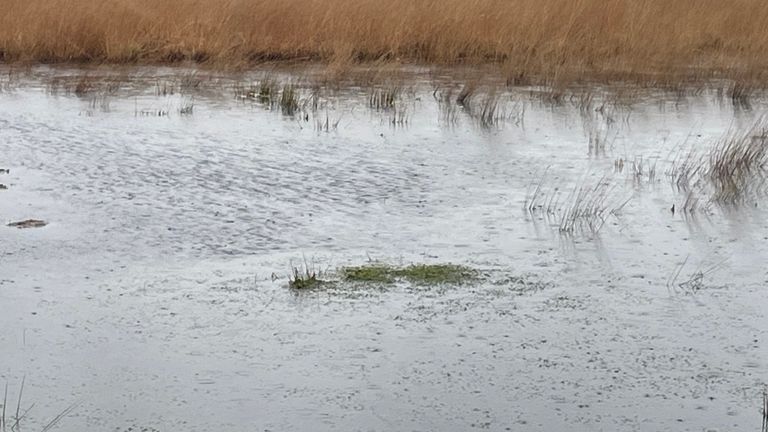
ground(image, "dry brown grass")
xmin=2 ymin=0 xmax=768 ymax=84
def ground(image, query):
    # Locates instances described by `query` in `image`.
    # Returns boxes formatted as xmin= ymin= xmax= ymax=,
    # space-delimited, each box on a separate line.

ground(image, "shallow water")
xmin=0 ymin=66 xmax=767 ymax=431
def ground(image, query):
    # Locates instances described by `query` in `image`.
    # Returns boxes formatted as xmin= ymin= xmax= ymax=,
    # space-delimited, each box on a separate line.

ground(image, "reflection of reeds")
xmin=559 ymin=177 xmax=630 ymax=234
xmin=279 ymin=84 xmax=300 ymax=116
xmin=46 ymin=74 xmax=123 ymax=97
xmin=476 ymin=93 xmax=502 ymax=129
xmin=234 ymin=78 xmax=279 ymax=105
xmin=456 ymin=84 xmax=476 ymax=110
xmin=234 ymin=79 xmax=302 ymax=116
xmin=453 ymin=84 xmax=506 ymax=129
xmin=0 ymin=69 xmax=17 ymax=92
xmin=178 ymin=97 xmax=194 ymax=115
xmin=708 ymin=125 xmax=768 ymax=204
xmin=369 ymin=86 xmax=399 ymax=111
xmin=435 ymin=86 xmax=459 ymax=125
xmin=288 ymin=257 xmax=323 ymax=290
xmin=762 ymin=386 xmax=768 ymax=432
xmin=615 ymin=157 xmax=657 ymax=186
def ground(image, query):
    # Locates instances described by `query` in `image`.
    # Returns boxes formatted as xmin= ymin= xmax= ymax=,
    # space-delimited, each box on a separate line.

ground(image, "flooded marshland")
xmin=1 ymin=66 xmax=767 ymax=431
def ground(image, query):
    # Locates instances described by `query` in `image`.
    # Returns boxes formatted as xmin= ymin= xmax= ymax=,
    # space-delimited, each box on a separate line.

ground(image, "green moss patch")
xmin=342 ymin=263 xmax=477 ymax=285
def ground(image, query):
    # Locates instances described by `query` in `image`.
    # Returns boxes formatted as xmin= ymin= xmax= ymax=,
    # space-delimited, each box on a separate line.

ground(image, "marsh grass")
xmin=342 ymin=263 xmax=477 ymax=285
xmin=615 ymin=157 xmax=658 ymax=186
xmin=583 ymin=108 xmax=618 ymax=157
xmin=369 ymin=86 xmax=400 ymax=111
xmin=279 ymin=84 xmax=300 ymax=116
xmin=526 ymin=171 xmax=631 ymax=235
xmin=257 ymin=80 xmax=278 ymax=105
xmin=87 ymin=93 xmax=111 ymax=113
xmin=234 ymin=79 xmax=303 ymax=115
xmin=474 ymin=93 xmax=504 ymax=129
xmin=314 ymin=111 xmax=341 ymax=132
xmin=288 ymin=265 xmax=322 ymax=290
xmin=0 ymin=69 xmax=18 ymax=92
xmin=434 ymin=86 xmax=458 ymax=125
xmin=46 ymin=74 xmax=123 ymax=97
xmin=235 ymin=78 xmax=280 ymax=105
xmin=708 ymin=126 xmax=768 ymax=204
xmin=668 ymin=121 xmax=768 ymax=207
xmin=559 ymin=177 xmax=630 ymax=234
xmin=443 ymin=84 xmax=509 ymax=128
xmin=6 ymin=0 xmax=768 ymax=87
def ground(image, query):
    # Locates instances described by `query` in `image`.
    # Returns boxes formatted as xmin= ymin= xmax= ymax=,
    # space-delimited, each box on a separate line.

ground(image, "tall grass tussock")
xmin=3 ymin=0 xmax=768 ymax=84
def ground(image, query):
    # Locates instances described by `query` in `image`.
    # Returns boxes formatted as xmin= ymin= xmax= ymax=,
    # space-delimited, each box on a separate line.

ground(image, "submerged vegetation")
xmin=3 ymin=0 xmax=768 ymax=86
xmin=288 ymin=262 xmax=478 ymax=289
xmin=342 ymin=263 xmax=477 ymax=285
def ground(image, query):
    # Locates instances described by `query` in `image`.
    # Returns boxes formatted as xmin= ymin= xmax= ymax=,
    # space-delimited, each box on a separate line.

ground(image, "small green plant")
xmin=178 ymin=98 xmax=194 ymax=115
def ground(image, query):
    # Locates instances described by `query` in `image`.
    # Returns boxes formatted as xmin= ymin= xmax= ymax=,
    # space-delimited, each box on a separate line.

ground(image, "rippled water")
xmin=1 ymin=66 xmax=767 ymax=431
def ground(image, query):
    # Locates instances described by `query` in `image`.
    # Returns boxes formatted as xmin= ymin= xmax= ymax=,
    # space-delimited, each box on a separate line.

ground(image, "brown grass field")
xmin=2 ymin=0 xmax=768 ymax=84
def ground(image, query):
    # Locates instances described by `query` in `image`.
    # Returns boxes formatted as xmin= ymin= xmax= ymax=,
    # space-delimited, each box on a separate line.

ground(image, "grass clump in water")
xmin=342 ymin=265 xmax=396 ymax=283
xmin=342 ymin=263 xmax=476 ymax=285
xmin=288 ymin=264 xmax=323 ymax=289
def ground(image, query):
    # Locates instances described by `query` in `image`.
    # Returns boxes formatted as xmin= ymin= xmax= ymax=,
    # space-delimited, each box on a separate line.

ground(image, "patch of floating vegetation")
xmin=287 ymin=262 xmax=479 ymax=290
xmin=341 ymin=265 xmax=394 ymax=283
xmin=342 ymin=263 xmax=478 ymax=285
